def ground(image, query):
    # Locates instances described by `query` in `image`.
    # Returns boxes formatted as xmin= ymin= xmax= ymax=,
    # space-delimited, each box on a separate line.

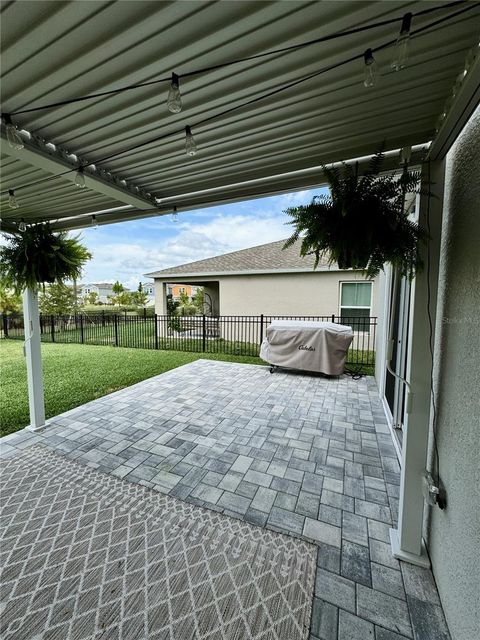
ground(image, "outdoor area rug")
xmin=0 ymin=446 xmax=316 ymax=640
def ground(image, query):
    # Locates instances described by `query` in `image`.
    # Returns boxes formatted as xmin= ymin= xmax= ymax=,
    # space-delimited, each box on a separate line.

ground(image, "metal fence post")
xmin=79 ymin=314 xmax=84 ymax=344
xmin=202 ymin=314 xmax=206 ymax=352
xmin=143 ymin=307 xmax=147 ymax=319
xmin=114 ymin=314 xmax=119 ymax=346
xmin=259 ymin=314 xmax=264 ymax=346
xmin=154 ymin=314 xmax=158 ymax=350
xmin=2 ymin=314 xmax=8 ymax=338
xmin=331 ymin=314 xmax=335 ymax=323
xmin=51 ymin=315 xmax=55 ymax=342
xmin=102 ymin=310 xmax=106 ymax=327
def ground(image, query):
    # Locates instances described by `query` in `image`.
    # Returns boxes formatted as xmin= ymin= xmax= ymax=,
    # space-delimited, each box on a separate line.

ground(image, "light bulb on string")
xmin=91 ymin=215 xmax=98 ymax=229
xmin=172 ymin=205 xmax=178 ymax=222
xmin=399 ymin=146 xmax=412 ymax=166
xmin=185 ymin=125 xmax=197 ymax=156
xmin=363 ymin=49 xmax=378 ymax=88
xmin=391 ymin=13 xmax=412 ymax=71
xmin=18 ymin=219 xmax=26 ymax=232
xmin=4 ymin=115 xmax=24 ymax=150
xmin=74 ymin=167 xmax=86 ymax=188
xmin=167 ymin=73 xmax=182 ymax=113
xmin=8 ymin=189 xmax=19 ymax=209
xmin=399 ymin=146 xmax=412 ymax=183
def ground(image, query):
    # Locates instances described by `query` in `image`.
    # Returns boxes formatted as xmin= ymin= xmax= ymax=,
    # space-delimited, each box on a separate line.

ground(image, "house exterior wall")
xmin=427 ymin=107 xmax=480 ymax=640
xmin=154 ymin=271 xmax=378 ymax=319
xmin=170 ymin=284 xmax=195 ymax=299
xmin=218 ymin=271 xmax=378 ymax=318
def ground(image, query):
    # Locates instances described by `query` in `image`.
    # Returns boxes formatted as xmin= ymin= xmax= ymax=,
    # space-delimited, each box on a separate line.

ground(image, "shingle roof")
xmin=146 ymin=239 xmax=336 ymax=278
xmin=80 ymin=283 xmax=114 ymax=288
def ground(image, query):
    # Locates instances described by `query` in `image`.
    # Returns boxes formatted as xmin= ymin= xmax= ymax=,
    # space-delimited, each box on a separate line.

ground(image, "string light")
xmin=91 ymin=215 xmax=98 ymax=228
xmin=391 ymin=12 xmax=413 ymax=71
xmin=0 ymin=4 xmax=474 ymax=200
xmin=8 ymin=189 xmax=19 ymax=209
xmin=167 ymin=73 xmax=182 ymax=113
xmin=172 ymin=205 xmax=178 ymax=222
xmin=4 ymin=114 xmax=24 ymax=150
xmin=400 ymin=146 xmax=412 ymax=165
xmin=18 ymin=219 xmax=26 ymax=232
xmin=363 ymin=49 xmax=378 ymax=87
xmin=6 ymin=1 xmax=468 ymax=117
xmin=74 ymin=167 xmax=86 ymax=188
xmin=185 ymin=126 xmax=197 ymax=156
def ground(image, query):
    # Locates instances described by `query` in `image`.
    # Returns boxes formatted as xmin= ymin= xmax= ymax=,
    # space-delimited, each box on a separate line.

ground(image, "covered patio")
xmin=1 ymin=360 xmax=448 ymax=639
xmin=1 ymin=1 xmax=479 ymax=638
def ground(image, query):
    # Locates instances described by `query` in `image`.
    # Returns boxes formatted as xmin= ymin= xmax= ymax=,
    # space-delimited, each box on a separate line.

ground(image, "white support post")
xmin=23 ymin=287 xmax=46 ymax=431
xmin=390 ymin=160 xmax=445 ymax=567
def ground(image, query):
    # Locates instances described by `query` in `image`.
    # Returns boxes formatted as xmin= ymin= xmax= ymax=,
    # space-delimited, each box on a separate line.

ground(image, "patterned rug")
xmin=0 ymin=446 xmax=316 ymax=640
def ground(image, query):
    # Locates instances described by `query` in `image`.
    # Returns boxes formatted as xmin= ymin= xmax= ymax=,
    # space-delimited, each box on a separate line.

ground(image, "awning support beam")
xmin=23 ymin=287 xmax=46 ymax=431
xmin=390 ymin=159 xmax=445 ymax=567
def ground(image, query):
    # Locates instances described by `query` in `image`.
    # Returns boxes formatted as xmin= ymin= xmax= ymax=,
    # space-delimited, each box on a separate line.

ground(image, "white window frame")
xmin=339 ymin=281 xmax=373 ymax=326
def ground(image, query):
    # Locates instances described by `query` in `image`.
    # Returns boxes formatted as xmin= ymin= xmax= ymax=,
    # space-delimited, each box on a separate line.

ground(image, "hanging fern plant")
xmin=0 ymin=223 xmax=91 ymax=294
xmin=284 ymin=150 xmax=426 ymax=279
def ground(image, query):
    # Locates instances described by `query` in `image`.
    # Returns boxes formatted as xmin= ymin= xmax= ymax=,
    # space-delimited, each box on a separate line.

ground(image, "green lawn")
xmin=0 ymin=340 xmax=262 ymax=437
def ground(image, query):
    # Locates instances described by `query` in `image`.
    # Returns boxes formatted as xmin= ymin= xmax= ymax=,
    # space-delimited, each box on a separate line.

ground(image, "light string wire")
xmin=0 ymin=2 xmax=476 ymax=202
xmin=425 ymin=159 xmax=441 ymax=497
xmin=5 ymin=0 xmax=467 ymax=117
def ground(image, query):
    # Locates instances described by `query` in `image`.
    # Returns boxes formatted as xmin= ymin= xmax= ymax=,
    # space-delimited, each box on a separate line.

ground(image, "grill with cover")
xmin=260 ymin=320 xmax=354 ymax=376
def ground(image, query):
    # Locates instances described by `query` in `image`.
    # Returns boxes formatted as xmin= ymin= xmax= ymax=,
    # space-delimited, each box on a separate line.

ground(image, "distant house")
xmin=79 ymin=283 xmax=116 ymax=304
xmin=145 ymin=239 xmax=379 ymax=322
xmin=166 ymin=284 xmax=200 ymax=301
xmin=139 ymin=282 xmax=155 ymax=305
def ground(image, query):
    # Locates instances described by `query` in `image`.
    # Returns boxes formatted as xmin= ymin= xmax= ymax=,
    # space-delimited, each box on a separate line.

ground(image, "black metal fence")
xmin=1 ymin=312 xmax=377 ymax=371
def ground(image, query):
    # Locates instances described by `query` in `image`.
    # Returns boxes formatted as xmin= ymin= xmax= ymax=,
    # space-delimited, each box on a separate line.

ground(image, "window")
xmin=179 ymin=287 xmax=186 ymax=294
xmin=340 ymin=282 xmax=372 ymax=332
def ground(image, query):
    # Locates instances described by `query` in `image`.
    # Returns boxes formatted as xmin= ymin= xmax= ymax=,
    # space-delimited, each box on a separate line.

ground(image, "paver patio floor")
xmin=1 ymin=359 xmax=450 ymax=639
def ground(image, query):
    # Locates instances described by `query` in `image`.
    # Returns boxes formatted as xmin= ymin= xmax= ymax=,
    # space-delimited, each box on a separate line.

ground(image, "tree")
xmin=83 ymin=291 xmax=99 ymax=305
xmin=112 ymin=281 xmax=124 ymax=294
xmin=130 ymin=282 xmax=148 ymax=307
xmin=192 ymin=288 xmax=204 ymax=313
xmin=39 ymin=283 xmax=79 ymax=315
xmin=166 ymin=294 xmax=179 ymax=315
xmin=108 ymin=291 xmax=133 ymax=307
xmin=178 ymin=290 xmax=190 ymax=306
xmin=0 ymin=284 xmax=21 ymax=314
xmin=166 ymin=294 xmax=181 ymax=332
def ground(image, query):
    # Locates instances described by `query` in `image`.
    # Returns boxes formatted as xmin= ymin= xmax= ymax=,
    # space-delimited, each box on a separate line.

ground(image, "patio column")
xmin=389 ymin=159 xmax=445 ymax=567
xmin=23 ymin=287 xmax=46 ymax=431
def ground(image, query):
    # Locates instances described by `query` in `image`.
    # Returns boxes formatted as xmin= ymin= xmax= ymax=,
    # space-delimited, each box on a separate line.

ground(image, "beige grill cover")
xmin=260 ymin=320 xmax=354 ymax=375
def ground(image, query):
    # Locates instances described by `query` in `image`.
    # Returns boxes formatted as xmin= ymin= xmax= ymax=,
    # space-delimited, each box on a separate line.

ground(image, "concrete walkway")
xmin=1 ymin=360 xmax=449 ymax=639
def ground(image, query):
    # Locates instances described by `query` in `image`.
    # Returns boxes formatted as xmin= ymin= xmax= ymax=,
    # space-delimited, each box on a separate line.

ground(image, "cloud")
xmin=79 ymin=188 xmax=324 ymax=286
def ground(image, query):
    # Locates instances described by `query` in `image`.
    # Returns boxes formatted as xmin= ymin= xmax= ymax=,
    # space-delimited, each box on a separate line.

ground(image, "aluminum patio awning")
xmin=1 ymin=0 xmax=479 ymax=231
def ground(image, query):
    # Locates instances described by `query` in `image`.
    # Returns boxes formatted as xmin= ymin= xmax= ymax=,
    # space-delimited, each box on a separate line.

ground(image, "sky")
xmin=78 ymin=187 xmax=326 ymax=289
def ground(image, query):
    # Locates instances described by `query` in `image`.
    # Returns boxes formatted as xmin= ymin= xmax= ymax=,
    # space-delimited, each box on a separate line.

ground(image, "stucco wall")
xmin=154 ymin=271 xmax=378 ymax=318
xmin=218 ymin=271 xmax=378 ymax=317
xmin=428 ymin=107 xmax=480 ymax=640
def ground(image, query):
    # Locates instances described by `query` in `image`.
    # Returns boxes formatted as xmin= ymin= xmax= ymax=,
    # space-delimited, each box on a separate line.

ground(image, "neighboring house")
xmin=139 ymin=282 xmax=155 ymax=306
xmin=145 ymin=239 xmax=379 ymax=322
xmin=166 ymin=284 xmax=200 ymax=301
xmin=79 ymin=283 xmax=116 ymax=304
